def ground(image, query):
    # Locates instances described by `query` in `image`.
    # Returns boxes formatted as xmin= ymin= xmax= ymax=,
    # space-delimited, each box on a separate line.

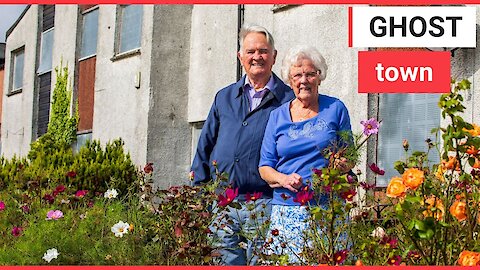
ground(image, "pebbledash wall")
xmin=1 ymin=4 xmax=480 ymax=189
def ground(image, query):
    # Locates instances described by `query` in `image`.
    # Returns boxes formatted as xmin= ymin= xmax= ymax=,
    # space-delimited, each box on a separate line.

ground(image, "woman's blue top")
xmin=259 ymin=94 xmax=352 ymax=206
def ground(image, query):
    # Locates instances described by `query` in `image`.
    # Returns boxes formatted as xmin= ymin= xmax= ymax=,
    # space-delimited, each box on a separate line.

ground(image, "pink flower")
xmin=189 ymin=171 xmax=195 ymax=181
xmin=46 ymin=210 xmax=64 ymax=220
xmin=0 ymin=201 xmax=5 ymax=211
xmin=245 ymin=191 xmax=263 ymax=202
xmin=21 ymin=205 xmax=30 ymax=213
xmin=218 ymin=188 xmax=238 ymax=207
xmin=75 ymin=190 xmax=88 ymax=198
xmin=360 ymin=118 xmax=380 ymax=136
xmin=11 ymin=227 xmax=22 ymax=237
xmin=293 ymin=190 xmax=314 ymax=206
xmin=66 ymin=171 xmax=77 ymax=178
xmin=369 ymin=163 xmax=385 ymax=175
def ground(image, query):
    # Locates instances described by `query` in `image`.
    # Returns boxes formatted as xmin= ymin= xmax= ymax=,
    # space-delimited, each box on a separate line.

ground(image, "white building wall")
xmin=93 ymin=5 xmax=153 ymax=166
xmin=51 ymin=5 xmax=77 ymax=87
xmin=1 ymin=6 xmax=39 ymax=158
xmin=187 ymin=5 xmax=238 ymax=122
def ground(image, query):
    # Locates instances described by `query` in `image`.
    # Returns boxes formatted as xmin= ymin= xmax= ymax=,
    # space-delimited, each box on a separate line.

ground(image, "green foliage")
xmin=47 ymin=64 xmax=78 ymax=146
xmin=71 ymin=139 xmax=137 ymax=193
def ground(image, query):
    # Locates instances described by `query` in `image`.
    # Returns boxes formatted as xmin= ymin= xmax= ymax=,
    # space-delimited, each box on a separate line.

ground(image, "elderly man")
xmin=191 ymin=24 xmax=294 ymax=265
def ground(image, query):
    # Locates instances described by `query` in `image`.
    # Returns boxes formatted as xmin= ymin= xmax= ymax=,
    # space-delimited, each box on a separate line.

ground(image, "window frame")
xmin=8 ymin=46 xmax=25 ymax=95
xmin=79 ymin=6 xmax=99 ymax=61
xmin=37 ymin=27 xmax=55 ymax=75
xmin=112 ymin=4 xmax=143 ymax=61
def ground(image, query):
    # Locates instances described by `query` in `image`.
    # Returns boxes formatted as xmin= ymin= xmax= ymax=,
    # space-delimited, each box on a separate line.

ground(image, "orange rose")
xmin=450 ymin=200 xmax=467 ymax=222
xmin=423 ymin=195 xmax=445 ymax=221
xmin=458 ymin=250 xmax=480 ymax=266
xmin=442 ymin=156 xmax=460 ymax=171
xmin=464 ymin=124 xmax=480 ymax=137
xmin=473 ymin=158 xmax=480 ymax=169
xmin=386 ymin=177 xmax=406 ymax=198
xmin=402 ymin=168 xmax=424 ymax=190
xmin=466 ymin=145 xmax=479 ymax=156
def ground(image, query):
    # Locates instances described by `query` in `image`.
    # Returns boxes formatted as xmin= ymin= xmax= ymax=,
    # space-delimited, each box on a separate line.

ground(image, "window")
xmin=80 ymin=8 xmax=99 ymax=59
xmin=37 ymin=28 xmax=54 ymax=75
xmin=375 ymin=94 xmax=441 ymax=187
xmin=11 ymin=48 xmax=24 ymax=92
xmin=117 ymin=5 xmax=143 ymax=54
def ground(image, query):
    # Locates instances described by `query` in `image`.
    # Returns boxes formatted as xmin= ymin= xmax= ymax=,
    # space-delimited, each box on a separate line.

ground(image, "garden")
xmin=0 ymin=67 xmax=479 ymax=265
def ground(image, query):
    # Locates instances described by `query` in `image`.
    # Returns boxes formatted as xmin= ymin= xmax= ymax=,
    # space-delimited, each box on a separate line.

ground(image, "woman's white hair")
xmin=281 ymin=45 xmax=328 ymax=84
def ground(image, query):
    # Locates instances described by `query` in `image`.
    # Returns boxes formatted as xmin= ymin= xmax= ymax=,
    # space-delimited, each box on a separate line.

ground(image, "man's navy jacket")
xmin=191 ymin=73 xmax=294 ymax=197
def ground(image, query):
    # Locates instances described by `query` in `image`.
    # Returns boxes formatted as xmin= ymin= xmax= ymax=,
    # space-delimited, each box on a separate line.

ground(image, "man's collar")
xmin=236 ymin=74 xmax=281 ymax=99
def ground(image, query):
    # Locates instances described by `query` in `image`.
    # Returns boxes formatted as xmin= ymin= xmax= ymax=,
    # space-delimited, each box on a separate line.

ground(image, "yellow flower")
xmin=386 ymin=177 xmax=406 ymax=198
xmin=423 ymin=195 xmax=445 ymax=221
xmin=458 ymin=250 xmax=480 ymax=266
xmin=435 ymin=165 xmax=445 ymax=182
xmin=464 ymin=124 xmax=480 ymax=137
xmin=450 ymin=200 xmax=467 ymax=222
xmin=402 ymin=168 xmax=424 ymax=190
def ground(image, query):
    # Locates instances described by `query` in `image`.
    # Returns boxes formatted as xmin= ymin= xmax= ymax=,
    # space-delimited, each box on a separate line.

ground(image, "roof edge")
xmin=5 ymin=5 xmax=31 ymax=41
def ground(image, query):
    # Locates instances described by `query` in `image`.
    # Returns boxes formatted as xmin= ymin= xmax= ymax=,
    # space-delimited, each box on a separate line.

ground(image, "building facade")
xmin=2 ymin=4 xmax=480 ymax=188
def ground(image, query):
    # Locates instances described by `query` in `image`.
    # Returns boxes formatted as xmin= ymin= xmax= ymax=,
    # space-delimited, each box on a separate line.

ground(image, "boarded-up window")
xmin=37 ymin=72 xmax=52 ymax=137
xmin=77 ymin=6 xmax=98 ymax=132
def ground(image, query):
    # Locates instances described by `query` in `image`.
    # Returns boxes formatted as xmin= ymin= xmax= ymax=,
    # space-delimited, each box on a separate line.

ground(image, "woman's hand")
xmin=281 ymin=173 xmax=303 ymax=192
xmin=259 ymin=166 xmax=303 ymax=192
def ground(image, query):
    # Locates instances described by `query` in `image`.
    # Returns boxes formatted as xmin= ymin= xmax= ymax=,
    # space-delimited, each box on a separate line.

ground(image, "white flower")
xmin=42 ymin=248 xmax=59 ymax=263
xmin=111 ymin=220 xmax=130 ymax=237
xmin=371 ymin=227 xmax=386 ymax=238
xmin=104 ymin=189 xmax=119 ymax=199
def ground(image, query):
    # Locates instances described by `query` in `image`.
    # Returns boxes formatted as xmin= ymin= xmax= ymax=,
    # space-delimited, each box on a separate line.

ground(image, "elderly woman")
xmin=259 ymin=45 xmax=352 ymax=262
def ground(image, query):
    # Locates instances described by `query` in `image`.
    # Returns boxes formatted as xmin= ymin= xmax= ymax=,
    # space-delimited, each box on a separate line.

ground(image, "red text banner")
xmin=358 ymin=51 xmax=450 ymax=93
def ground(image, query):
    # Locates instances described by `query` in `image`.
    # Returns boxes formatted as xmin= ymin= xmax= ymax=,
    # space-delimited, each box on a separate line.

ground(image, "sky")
xmin=0 ymin=5 xmax=27 ymax=43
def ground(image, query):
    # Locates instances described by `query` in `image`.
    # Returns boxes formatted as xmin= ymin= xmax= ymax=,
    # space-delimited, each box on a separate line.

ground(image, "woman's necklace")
xmin=297 ymin=107 xmax=313 ymax=121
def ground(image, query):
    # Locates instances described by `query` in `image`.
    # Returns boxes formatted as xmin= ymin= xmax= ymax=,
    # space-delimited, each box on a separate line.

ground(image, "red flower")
xmin=408 ymin=250 xmax=421 ymax=260
xmin=75 ymin=190 xmax=88 ymax=198
xmin=245 ymin=191 xmax=263 ymax=202
xmin=11 ymin=227 xmax=22 ymax=237
xmin=55 ymin=185 xmax=66 ymax=193
xmin=340 ymin=189 xmax=357 ymax=202
xmin=218 ymin=188 xmax=238 ymax=207
xmin=369 ymin=163 xmax=385 ymax=175
xmin=280 ymin=193 xmax=291 ymax=200
xmin=0 ymin=201 xmax=5 ymax=211
xmin=189 ymin=171 xmax=195 ymax=181
xmin=313 ymin=168 xmax=322 ymax=177
xmin=387 ymin=255 xmax=402 ymax=265
xmin=43 ymin=194 xmax=55 ymax=204
xmin=379 ymin=236 xmax=398 ymax=249
xmin=271 ymin=229 xmax=279 ymax=236
xmin=293 ymin=190 xmax=314 ymax=206
xmin=333 ymin=249 xmax=349 ymax=264
xmin=360 ymin=182 xmax=376 ymax=190
xmin=144 ymin=163 xmax=153 ymax=174
xmin=66 ymin=171 xmax=77 ymax=178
